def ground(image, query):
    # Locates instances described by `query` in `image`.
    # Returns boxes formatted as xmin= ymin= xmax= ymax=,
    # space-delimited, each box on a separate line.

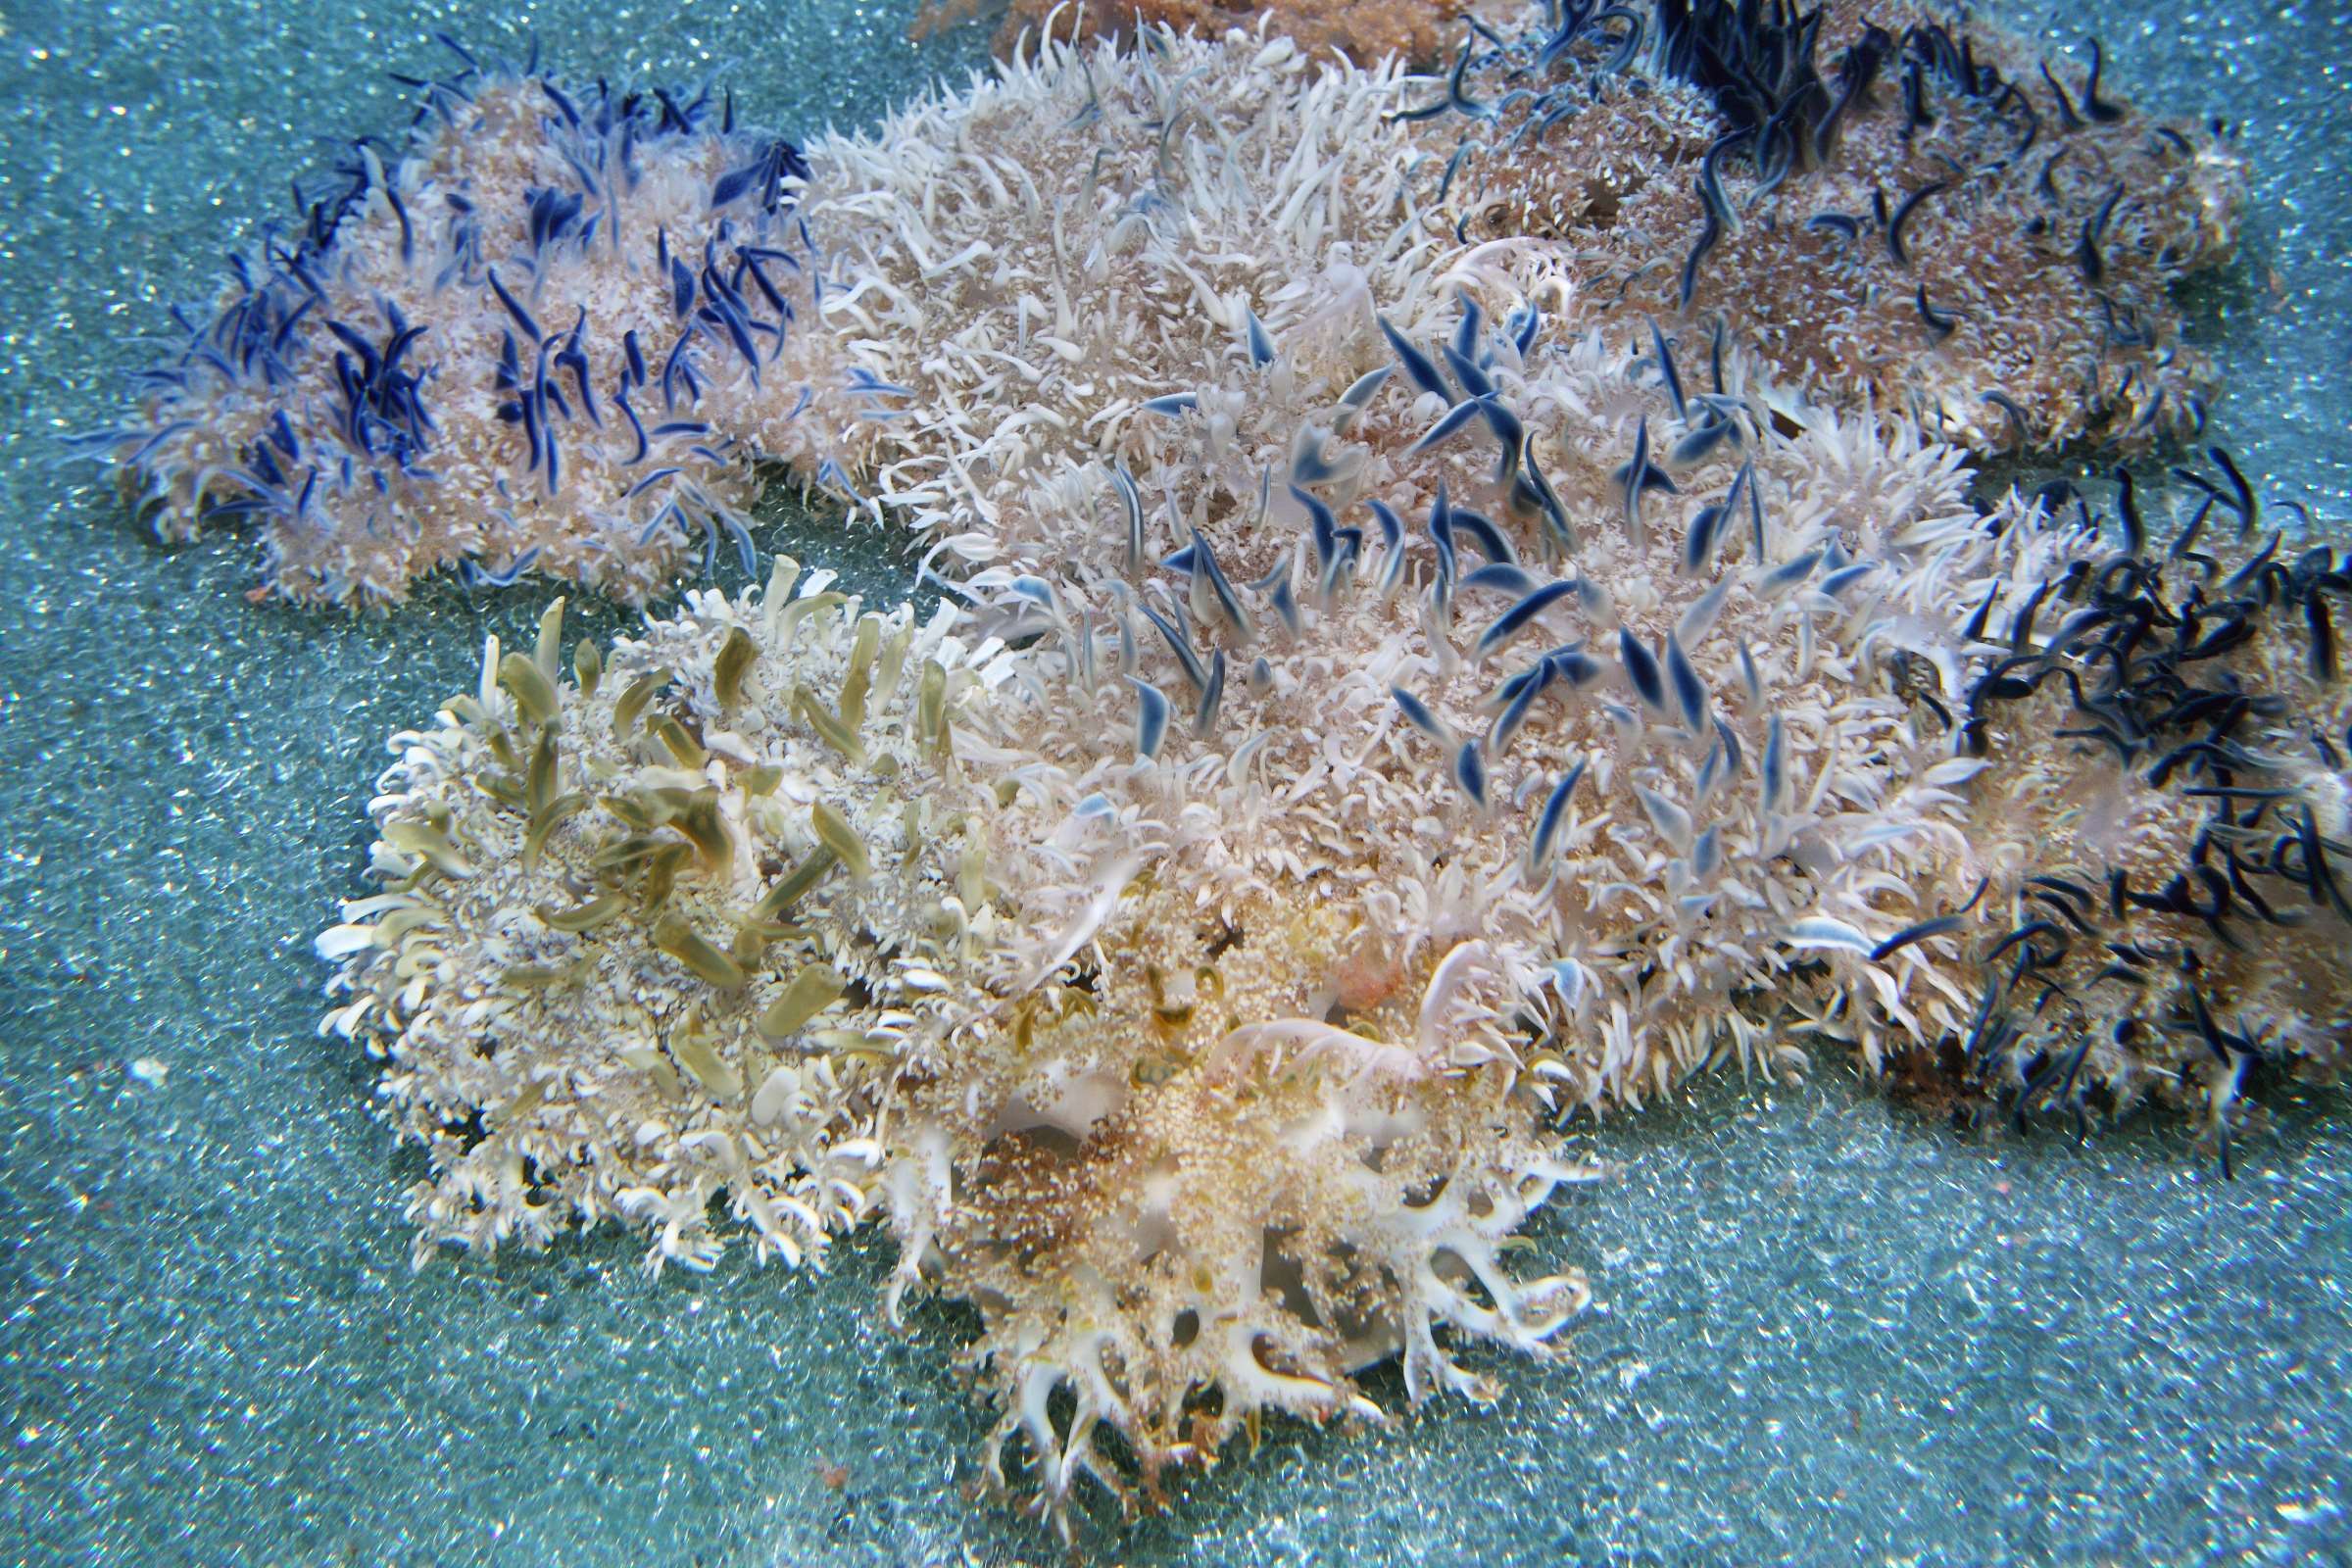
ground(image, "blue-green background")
xmin=2 ymin=2 xmax=2346 ymax=1562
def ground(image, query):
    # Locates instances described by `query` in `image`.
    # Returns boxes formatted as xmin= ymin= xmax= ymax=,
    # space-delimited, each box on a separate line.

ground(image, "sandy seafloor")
xmin=1 ymin=0 xmax=2348 ymax=1561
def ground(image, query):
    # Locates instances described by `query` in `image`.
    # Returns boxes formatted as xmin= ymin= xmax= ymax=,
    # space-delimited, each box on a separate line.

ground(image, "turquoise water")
xmin=2 ymin=2 xmax=2348 ymax=1563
